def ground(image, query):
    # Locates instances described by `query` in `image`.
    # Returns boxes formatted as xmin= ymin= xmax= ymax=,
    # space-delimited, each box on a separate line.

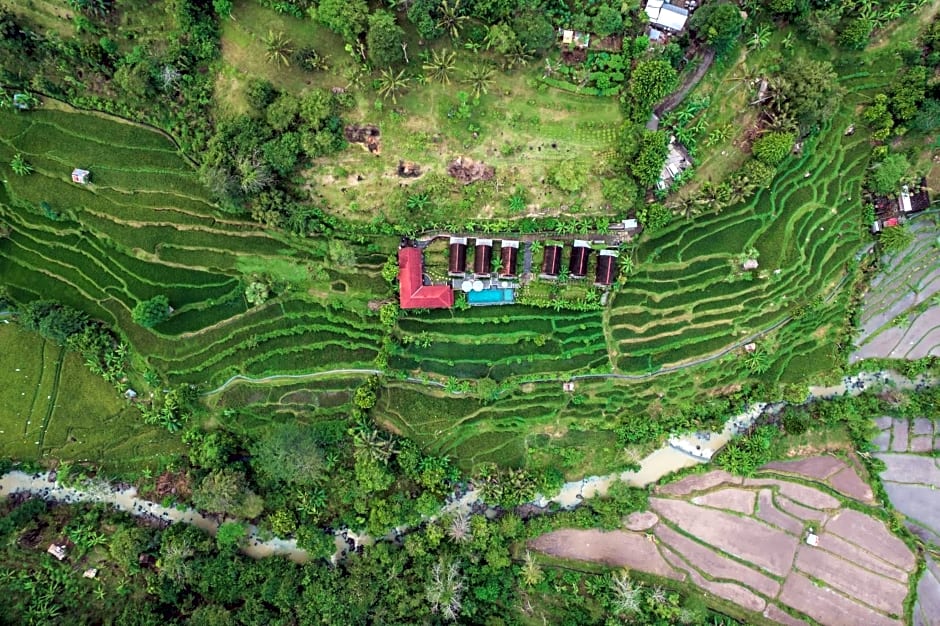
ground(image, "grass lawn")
xmin=0 ymin=324 xmax=183 ymax=471
xmin=216 ymin=0 xmax=622 ymax=223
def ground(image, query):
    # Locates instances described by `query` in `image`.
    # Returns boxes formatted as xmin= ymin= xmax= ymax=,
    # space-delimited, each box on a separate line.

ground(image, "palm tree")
xmin=748 ymin=25 xmax=772 ymax=50
xmin=503 ymin=42 xmax=533 ymax=71
xmin=436 ymin=0 xmax=469 ymax=40
xmin=704 ymin=124 xmax=732 ymax=148
xmin=426 ymin=558 xmax=465 ymax=621
xmin=463 ymin=64 xmax=495 ymax=98
xmin=446 ymin=512 xmax=471 ymax=543
xmin=237 ymin=151 xmax=273 ymax=193
xmin=423 ymin=48 xmax=457 ymax=84
xmin=352 ymin=428 xmax=397 ymax=464
xmin=519 ymin=551 xmax=543 ymax=586
xmin=10 ymin=154 xmax=32 ymax=176
xmin=264 ymin=30 xmax=294 ymax=67
xmin=610 ymin=570 xmax=642 ymax=616
xmin=378 ymin=67 xmax=410 ymax=103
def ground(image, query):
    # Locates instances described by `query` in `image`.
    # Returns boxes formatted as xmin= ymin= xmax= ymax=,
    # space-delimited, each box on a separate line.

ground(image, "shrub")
xmin=752 ymin=131 xmax=795 ymax=166
xmin=132 ymin=295 xmax=170 ymax=328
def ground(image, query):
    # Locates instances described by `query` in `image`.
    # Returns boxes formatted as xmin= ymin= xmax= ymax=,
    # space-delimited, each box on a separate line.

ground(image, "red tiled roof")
xmin=398 ymin=247 xmax=454 ymax=309
xmin=884 ymin=217 xmax=899 ymax=227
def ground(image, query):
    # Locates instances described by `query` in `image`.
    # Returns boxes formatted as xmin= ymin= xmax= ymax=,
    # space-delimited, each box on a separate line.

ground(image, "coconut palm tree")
xmin=378 ymin=67 xmax=410 ymax=103
xmin=352 ymin=428 xmax=397 ymax=464
xmin=436 ymin=0 xmax=469 ymax=40
xmin=463 ymin=64 xmax=495 ymax=98
xmin=423 ymin=48 xmax=457 ymax=84
xmin=519 ymin=551 xmax=543 ymax=586
xmin=10 ymin=154 xmax=32 ymax=176
xmin=610 ymin=570 xmax=642 ymax=616
xmin=264 ymin=30 xmax=294 ymax=67
xmin=446 ymin=512 xmax=471 ymax=543
xmin=426 ymin=558 xmax=465 ymax=621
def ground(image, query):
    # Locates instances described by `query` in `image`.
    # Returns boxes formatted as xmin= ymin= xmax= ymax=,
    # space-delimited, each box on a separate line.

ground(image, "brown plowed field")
xmin=531 ymin=461 xmax=916 ymax=626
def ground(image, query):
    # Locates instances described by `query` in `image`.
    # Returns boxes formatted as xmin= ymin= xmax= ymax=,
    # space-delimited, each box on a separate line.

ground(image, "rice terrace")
xmin=0 ymin=0 xmax=939 ymax=623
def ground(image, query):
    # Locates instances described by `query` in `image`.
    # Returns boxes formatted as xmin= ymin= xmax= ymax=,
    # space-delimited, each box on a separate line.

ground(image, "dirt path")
xmin=655 ymin=49 xmax=716 ymax=117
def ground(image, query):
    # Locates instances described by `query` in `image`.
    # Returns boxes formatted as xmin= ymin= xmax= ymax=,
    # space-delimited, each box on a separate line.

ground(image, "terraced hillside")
xmin=853 ymin=215 xmax=940 ymax=361
xmin=0 ymin=324 xmax=181 ymax=470
xmin=391 ymin=306 xmax=610 ymax=381
xmin=532 ymin=459 xmax=917 ymax=626
xmin=609 ymin=98 xmax=868 ymax=375
xmin=0 ymin=107 xmax=389 ymax=388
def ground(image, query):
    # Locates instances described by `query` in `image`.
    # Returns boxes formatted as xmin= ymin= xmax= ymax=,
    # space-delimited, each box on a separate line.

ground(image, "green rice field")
xmin=0 ymin=324 xmax=182 ymax=470
xmin=0 ymin=107 xmax=389 ymax=389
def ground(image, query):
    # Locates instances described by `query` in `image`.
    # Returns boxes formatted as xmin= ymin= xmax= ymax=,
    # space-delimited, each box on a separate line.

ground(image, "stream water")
xmin=0 ymin=370 xmax=932 ymax=563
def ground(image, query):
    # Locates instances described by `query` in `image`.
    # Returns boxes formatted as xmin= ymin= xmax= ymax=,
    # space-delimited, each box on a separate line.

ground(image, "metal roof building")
xmin=595 ymin=249 xmax=619 ymax=286
xmin=541 ymin=244 xmax=563 ymax=277
xmin=569 ymin=240 xmax=592 ymax=278
xmin=499 ymin=240 xmax=519 ymax=278
xmin=449 ymin=237 xmax=467 ymax=275
xmin=398 ymin=247 xmax=454 ymax=309
xmin=474 ymin=238 xmax=493 ymax=275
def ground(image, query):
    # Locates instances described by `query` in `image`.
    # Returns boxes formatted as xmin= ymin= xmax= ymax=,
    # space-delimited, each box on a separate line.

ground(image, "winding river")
xmin=0 ymin=370 xmax=932 ymax=563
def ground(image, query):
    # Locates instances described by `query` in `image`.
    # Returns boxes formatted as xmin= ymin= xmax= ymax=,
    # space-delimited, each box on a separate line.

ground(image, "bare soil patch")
xmin=779 ymin=573 xmax=902 ymax=626
xmin=761 ymin=455 xmax=845 ymax=480
xmin=744 ymin=478 xmax=840 ymax=510
xmin=447 ymin=156 xmax=494 ymax=184
xmin=763 ymin=603 xmax=809 ymax=626
xmin=793 ymin=546 xmax=908 ymax=614
xmin=655 ymin=470 xmax=740 ymax=496
xmin=690 ymin=487 xmax=755 ymax=515
xmin=650 ymin=497 xmax=798 ymax=577
xmin=816 ymin=532 xmax=909 ymax=581
xmin=623 ymin=510 xmax=658 ymax=531
xmin=775 ymin=496 xmax=828 ymax=523
xmin=756 ymin=489 xmax=804 ymax=536
xmin=825 ymin=509 xmax=916 ymax=571
xmin=529 ymin=529 xmax=680 ymax=579
xmin=654 ymin=523 xmax=780 ymax=598
xmin=827 ymin=466 xmax=874 ymax=503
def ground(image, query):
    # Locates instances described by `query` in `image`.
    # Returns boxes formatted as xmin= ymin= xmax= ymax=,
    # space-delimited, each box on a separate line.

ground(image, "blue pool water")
xmin=467 ymin=288 xmax=515 ymax=305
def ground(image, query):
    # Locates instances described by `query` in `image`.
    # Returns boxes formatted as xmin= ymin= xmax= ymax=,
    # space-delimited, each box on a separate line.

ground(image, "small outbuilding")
xmin=474 ymin=238 xmax=493 ymax=275
xmin=742 ymin=259 xmax=759 ymax=271
xmin=71 ymin=169 xmax=91 ymax=184
xmin=449 ymin=237 xmax=468 ymax=275
xmin=47 ymin=544 xmax=68 ymax=561
xmin=499 ymin=240 xmax=519 ymax=278
xmin=569 ymin=240 xmax=592 ymax=278
xmin=595 ymin=249 xmax=619 ymax=286
xmin=541 ymin=244 xmax=563 ymax=277
xmin=12 ymin=93 xmax=31 ymax=110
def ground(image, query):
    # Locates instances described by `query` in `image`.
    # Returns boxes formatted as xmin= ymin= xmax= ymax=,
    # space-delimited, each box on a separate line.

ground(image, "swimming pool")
xmin=466 ymin=288 xmax=515 ymax=305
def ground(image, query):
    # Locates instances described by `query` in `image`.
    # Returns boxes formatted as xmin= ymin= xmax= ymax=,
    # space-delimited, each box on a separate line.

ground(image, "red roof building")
xmin=398 ymin=247 xmax=454 ymax=309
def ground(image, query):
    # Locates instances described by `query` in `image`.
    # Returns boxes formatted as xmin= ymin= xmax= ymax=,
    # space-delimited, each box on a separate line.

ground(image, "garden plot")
xmin=852 ymin=216 xmax=940 ymax=361
xmin=531 ymin=460 xmax=916 ymax=626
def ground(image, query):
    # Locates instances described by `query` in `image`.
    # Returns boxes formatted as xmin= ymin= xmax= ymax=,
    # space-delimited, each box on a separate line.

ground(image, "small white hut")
xmin=71 ymin=169 xmax=91 ymax=184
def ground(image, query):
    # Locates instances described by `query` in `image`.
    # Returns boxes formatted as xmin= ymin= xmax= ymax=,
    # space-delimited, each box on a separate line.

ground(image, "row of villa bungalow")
xmin=540 ymin=240 xmax=619 ymax=285
xmin=398 ymin=238 xmax=621 ymax=310
xmin=448 ymin=237 xmax=519 ymax=277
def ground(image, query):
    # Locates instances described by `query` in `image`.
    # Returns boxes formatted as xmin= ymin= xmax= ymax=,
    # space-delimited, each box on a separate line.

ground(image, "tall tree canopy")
xmin=689 ymin=2 xmax=744 ymax=56
xmin=770 ymin=57 xmax=842 ymax=132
